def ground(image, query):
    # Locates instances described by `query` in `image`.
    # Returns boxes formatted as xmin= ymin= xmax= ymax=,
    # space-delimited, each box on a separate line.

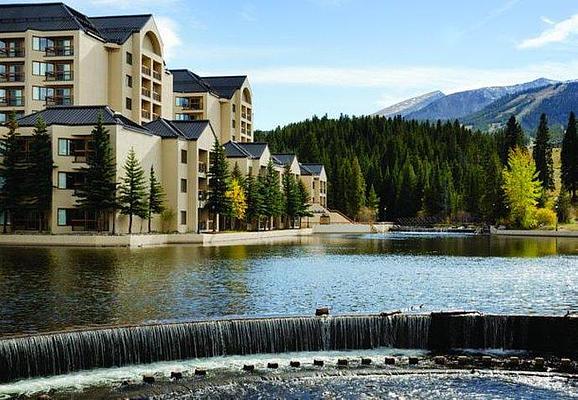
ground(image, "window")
xmin=232 ymin=104 xmax=236 ymax=113
xmin=126 ymin=52 xmax=133 ymax=65
xmin=58 ymin=172 xmax=67 ymax=189
xmin=180 ymin=178 xmax=187 ymax=193
xmin=33 ymin=86 xmax=49 ymax=101
xmin=125 ymin=97 xmax=132 ymax=110
xmin=57 ymin=209 xmax=68 ymax=226
xmin=175 ymin=97 xmax=187 ymax=107
xmin=32 ymin=61 xmax=52 ymax=76
xmin=181 ymin=149 xmax=187 ymax=164
xmin=180 ymin=210 xmax=187 ymax=225
xmin=32 ymin=37 xmax=50 ymax=51
xmin=58 ymin=138 xmax=72 ymax=156
xmin=313 ymin=181 xmax=316 ymax=189
xmin=232 ymin=119 xmax=236 ymax=128
xmin=125 ymin=74 xmax=133 ymax=88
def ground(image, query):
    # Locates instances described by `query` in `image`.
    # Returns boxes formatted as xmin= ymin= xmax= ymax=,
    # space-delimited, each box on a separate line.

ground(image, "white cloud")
xmin=540 ymin=16 xmax=555 ymax=25
xmin=154 ymin=16 xmax=182 ymax=62
xmin=519 ymin=14 xmax=578 ymax=49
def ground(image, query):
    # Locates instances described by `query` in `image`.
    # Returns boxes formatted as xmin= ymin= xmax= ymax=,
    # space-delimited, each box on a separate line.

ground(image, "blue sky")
xmin=8 ymin=0 xmax=578 ymax=129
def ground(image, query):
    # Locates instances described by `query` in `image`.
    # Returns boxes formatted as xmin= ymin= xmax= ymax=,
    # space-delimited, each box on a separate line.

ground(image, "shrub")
xmin=535 ymin=208 xmax=557 ymax=228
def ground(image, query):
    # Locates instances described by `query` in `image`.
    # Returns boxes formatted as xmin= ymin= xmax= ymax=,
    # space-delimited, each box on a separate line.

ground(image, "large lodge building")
xmin=0 ymin=2 xmax=327 ymax=233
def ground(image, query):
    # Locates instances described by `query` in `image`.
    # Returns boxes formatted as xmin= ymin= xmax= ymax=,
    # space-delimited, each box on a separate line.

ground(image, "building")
xmin=0 ymin=3 xmax=173 ymax=125
xmin=299 ymin=163 xmax=328 ymax=208
xmin=171 ymin=69 xmax=253 ymax=143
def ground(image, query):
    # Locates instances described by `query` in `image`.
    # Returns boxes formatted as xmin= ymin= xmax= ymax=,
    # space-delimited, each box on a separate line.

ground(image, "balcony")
xmin=152 ymin=70 xmax=161 ymax=80
xmin=0 ymin=96 xmax=24 ymax=107
xmin=0 ymin=48 xmax=24 ymax=58
xmin=152 ymin=113 xmax=160 ymax=120
xmin=142 ymin=66 xmax=151 ymax=76
xmin=141 ymin=87 xmax=151 ymax=98
xmin=45 ymin=95 xmax=73 ymax=106
xmin=182 ymin=103 xmax=202 ymax=111
xmin=198 ymin=162 xmax=207 ymax=177
xmin=0 ymin=72 xmax=24 ymax=82
xmin=142 ymin=110 xmax=151 ymax=120
xmin=46 ymin=71 xmax=73 ymax=82
xmin=45 ymin=46 xmax=74 ymax=57
xmin=152 ymin=92 xmax=161 ymax=102
xmin=198 ymin=190 xmax=210 ymax=208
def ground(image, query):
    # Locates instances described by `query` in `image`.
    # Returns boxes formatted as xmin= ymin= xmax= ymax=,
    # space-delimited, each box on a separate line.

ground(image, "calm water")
xmin=0 ymin=233 xmax=577 ymax=336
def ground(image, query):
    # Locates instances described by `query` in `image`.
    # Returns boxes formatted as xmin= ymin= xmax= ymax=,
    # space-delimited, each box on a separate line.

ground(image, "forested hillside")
xmin=256 ymin=115 xmax=504 ymax=221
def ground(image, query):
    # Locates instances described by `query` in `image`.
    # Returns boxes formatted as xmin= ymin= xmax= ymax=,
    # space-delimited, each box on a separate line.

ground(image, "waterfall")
xmin=0 ymin=314 xmax=429 ymax=383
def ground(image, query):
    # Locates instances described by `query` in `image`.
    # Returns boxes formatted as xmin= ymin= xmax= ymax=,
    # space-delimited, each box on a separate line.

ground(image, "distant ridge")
xmin=373 ymin=91 xmax=444 ymax=118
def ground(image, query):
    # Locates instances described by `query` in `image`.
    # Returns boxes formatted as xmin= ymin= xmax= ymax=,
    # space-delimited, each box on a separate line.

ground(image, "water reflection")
xmin=0 ymin=233 xmax=576 ymax=336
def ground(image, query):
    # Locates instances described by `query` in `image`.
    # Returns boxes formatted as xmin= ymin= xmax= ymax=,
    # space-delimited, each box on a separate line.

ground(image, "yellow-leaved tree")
xmin=226 ymin=178 xmax=247 ymax=228
xmin=502 ymin=147 xmax=542 ymax=229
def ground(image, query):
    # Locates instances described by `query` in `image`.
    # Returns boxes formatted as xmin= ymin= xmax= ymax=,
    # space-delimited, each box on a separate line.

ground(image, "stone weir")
xmin=0 ymin=312 xmax=576 ymax=383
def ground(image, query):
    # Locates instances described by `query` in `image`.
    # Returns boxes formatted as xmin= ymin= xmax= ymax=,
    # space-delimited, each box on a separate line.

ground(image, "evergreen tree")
xmin=367 ymin=184 xmax=379 ymax=211
xmin=147 ymin=165 xmax=165 ymax=232
xmin=245 ymin=174 xmax=265 ymax=230
xmin=118 ymin=148 xmax=147 ymax=234
xmin=27 ymin=116 xmax=53 ymax=231
xmin=76 ymin=115 xmax=118 ymax=232
xmin=0 ymin=112 xmax=23 ymax=233
xmin=502 ymin=147 xmax=542 ymax=229
xmin=500 ymin=116 xmax=525 ymax=164
xmin=207 ymin=138 xmax=231 ymax=232
xmin=296 ymin=179 xmax=313 ymax=227
xmin=479 ymin=152 xmax=506 ymax=223
xmin=231 ymin=162 xmax=245 ymax=188
xmin=561 ymin=112 xmax=578 ymax=201
xmin=345 ymin=157 xmax=365 ymax=220
xmin=282 ymin=165 xmax=300 ymax=228
xmin=262 ymin=160 xmax=284 ymax=229
xmin=556 ymin=187 xmax=573 ymax=224
xmin=533 ymin=113 xmax=554 ymax=193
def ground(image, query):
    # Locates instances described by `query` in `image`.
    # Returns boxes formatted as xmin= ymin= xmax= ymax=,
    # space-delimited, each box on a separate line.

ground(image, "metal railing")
xmin=152 ymin=92 xmax=161 ymax=102
xmin=45 ymin=71 xmax=73 ymax=81
xmin=142 ymin=66 xmax=151 ymax=76
xmin=142 ymin=110 xmax=151 ymax=119
xmin=0 ymin=96 xmax=24 ymax=106
xmin=198 ymin=162 xmax=207 ymax=174
xmin=152 ymin=70 xmax=161 ymax=80
xmin=0 ymin=72 xmax=24 ymax=82
xmin=45 ymin=46 xmax=74 ymax=57
xmin=0 ymin=47 xmax=24 ymax=58
xmin=141 ymin=87 xmax=151 ymax=97
xmin=45 ymin=95 xmax=73 ymax=106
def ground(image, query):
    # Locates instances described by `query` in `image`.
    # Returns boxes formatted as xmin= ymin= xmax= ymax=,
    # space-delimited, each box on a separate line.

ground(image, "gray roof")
xmin=299 ymin=163 xmax=324 ymax=176
xmin=0 ymin=3 xmax=101 ymax=36
xmin=0 ymin=3 xmax=152 ymax=45
xmin=223 ymin=142 xmax=268 ymax=159
xmin=89 ymin=15 xmax=152 ymax=44
xmin=144 ymin=118 xmax=214 ymax=141
xmin=272 ymin=154 xmax=297 ymax=167
xmin=16 ymin=105 xmax=149 ymax=134
xmin=170 ymin=69 xmax=247 ymax=99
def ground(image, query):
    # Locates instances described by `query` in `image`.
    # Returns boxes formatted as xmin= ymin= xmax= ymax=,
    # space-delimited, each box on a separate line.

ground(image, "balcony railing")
xmin=152 ymin=113 xmax=160 ymax=120
xmin=152 ymin=70 xmax=161 ymax=80
xmin=0 ymin=48 xmax=24 ymax=58
xmin=0 ymin=96 xmax=24 ymax=106
xmin=141 ymin=87 xmax=151 ymax=97
xmin=182 ymin=103 xmax=202 ymax=111
xmin=45 ymin=71 xmax=73 ymax=81
xmin=142 ymin=110 xmax=151 ymax=119
xmin=45 ymin=46 xmax=74 ymax=57
xmin=73 ymin=151 xmax=93 ymax=163
xmin=45 ymin=95 xmax=73 ymax=106
xmin=152 ymin=92 xmax=161 ymax=102
xmin=142 ymin=66 xmax=151 ymax=76
xmin=0 ymin=72 xmax=24 ymax=82
xmin=198 ymin=162 xmax=207 ymax=174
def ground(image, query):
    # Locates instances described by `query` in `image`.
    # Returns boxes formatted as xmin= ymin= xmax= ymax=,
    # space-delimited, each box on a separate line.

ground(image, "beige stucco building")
xmin=0 ymin=3 xmax=173 ymax=125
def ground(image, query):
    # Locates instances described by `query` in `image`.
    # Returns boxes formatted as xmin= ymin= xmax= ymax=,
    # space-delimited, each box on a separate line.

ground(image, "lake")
xmin=0 ymin=233 xmax=577 ymax=336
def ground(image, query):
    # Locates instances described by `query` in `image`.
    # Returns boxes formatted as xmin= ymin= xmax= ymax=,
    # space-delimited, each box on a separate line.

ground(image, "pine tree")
xmin=561 ymin=112 xmax=578 ymax=201
xmin=76 ymin=115 xmax=118 ymax=233
xmin=0 ymin=112 xmax=23 ymax=233
xmin=367 ymin=184 xmax=379 ymax=211
xmin=262 ymin=160 xmax=284 ymax=229
xmin=500 ymin=116 xmax=525 ymax=164
xmin=245 ymin=174 xmax=265 ymax=230
xmin=207 ymin=138 xmax=230 ymax=231
xmin=345 ymin=157 xmax=366 ymax=220
xmin=118 ymin=148 xmax=147 ymax=234
xmin=147 ymin=165 xmax=165 ymax=232
xmin=26 ymin=116 xmax=54 ymax=231
xmin=231 ymin=162 xmax=245 ymax=188
xmin=533 ymin=113 xmax=554 ymax=193
xmin=282 ymin=165 xmax=300 ymax=228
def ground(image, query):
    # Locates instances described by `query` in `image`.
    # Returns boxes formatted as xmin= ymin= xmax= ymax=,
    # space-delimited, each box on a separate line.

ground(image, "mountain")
xmin=404 ymin=78 xmax=558 ymax=121
xmin=373 ymin=91 xmax=445 ymax=118
xmin=463 ymin=80 xmax=578 ymax=136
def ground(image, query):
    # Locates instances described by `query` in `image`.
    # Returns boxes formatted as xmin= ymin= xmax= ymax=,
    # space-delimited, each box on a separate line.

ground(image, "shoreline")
xmin=490 ymin=226 xmax=578 ymax=238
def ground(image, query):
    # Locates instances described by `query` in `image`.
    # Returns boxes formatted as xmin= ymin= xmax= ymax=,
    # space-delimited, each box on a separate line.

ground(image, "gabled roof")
xmin=272 ymin=153 xmax=297 ymax=167
xmin=201 ymin=76 xmax=247 ymax=99
xmin=89 ymin=15 xmax=152 ymax=44
xmin=170 ymin=69 xmax=248 ymax=99
xmin=144 ymin=118 xmax=215 ymax=141
xmin=299 ymin=163 xmax=325 ymax=176
xmin=223 ymin=142 xmax=268 ymax=159
xmin=16 ymin=105 xmax=149 ymax=134
xmin=0 ymin=3 xmax=101 ymax=37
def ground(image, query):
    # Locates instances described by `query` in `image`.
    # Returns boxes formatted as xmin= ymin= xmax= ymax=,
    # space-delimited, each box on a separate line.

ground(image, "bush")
xmin=535 ymin=208 xmax=557 ymax=228
xmin=357 ymin=206 xmax=377 ymax=223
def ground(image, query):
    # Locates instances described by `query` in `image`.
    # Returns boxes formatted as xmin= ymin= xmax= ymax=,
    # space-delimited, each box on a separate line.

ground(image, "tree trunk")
xmin=112 ymin=211 xmax=116 ymax=235
xmin=148 ymin=215 xmax=152 ymax=233
xmin=128 ymin=213 xmax=133 ymax=234
xmin=3 ymin=210 xmax=7 ymax=234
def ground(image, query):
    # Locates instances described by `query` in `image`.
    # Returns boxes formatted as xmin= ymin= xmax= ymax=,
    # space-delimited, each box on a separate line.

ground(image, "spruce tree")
xmin=0 ymin=112 xmax=23 ymax=233
xmin=296 ymin=179 xmax=313 ymax=227
xmin=561 ymin=112 xmax=578 ymax=201
xmin=231 ymin=162 xmax=245 ymax=188
xmin=245 ymin=174 xmax=264 ymax=230
xmin=147 ymin=165 xmax=165 ymax=232
xmin=76 ymin=114 xmax=118 ymax=232
xmin=533 ymin=113 xmax=554 ymax=193
xmin=262 ymin=160 xmax=284 ymax=229
xmin=27 ymin=116 xmax=53 ymax=231
xmin=345 ymin=157 xmax=365 ymax=220
xmin=207 ymin=138 xmax=230 ymax=231
xmin=282 ymin=165 xmax=300 ymax=228
xmin=500 ymin=116 xmax=525 ymax=164
xmin=118 ymin=148 xmax=147 ymax=234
